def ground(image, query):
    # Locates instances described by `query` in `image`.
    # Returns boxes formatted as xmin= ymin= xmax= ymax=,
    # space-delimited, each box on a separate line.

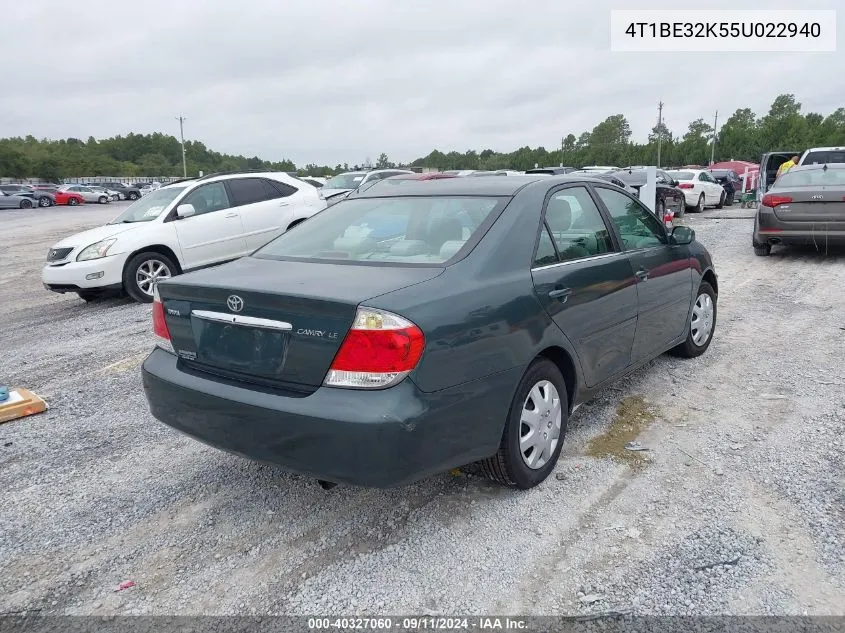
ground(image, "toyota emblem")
xmin=227 ymin=295 xmax=244 ymax=312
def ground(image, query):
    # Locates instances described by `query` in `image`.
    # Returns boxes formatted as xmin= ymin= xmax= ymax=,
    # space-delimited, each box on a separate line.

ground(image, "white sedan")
xmin=665 ymin=169 xmax=726 ymax=212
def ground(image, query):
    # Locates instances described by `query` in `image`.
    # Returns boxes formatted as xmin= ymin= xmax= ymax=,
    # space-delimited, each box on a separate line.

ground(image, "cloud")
xmin=3 ymin=0 xmax=842 ymax=166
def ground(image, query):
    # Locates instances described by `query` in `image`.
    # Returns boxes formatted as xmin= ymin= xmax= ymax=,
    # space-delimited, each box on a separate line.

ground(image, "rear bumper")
xmin=754 ymin=208 xmax=845 ymax=245
xmin=141 ymin=347 xmax=521 ymax=487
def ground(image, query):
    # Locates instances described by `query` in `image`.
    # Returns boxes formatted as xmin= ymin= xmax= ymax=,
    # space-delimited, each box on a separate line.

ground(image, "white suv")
xmin=42 ymin=172 xmax=327 ymax=303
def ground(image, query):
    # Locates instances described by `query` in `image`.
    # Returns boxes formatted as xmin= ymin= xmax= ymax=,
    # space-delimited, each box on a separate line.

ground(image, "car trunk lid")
xmin=770 ymin=186 xmax=845 ymax=223
xmin=158 ymin=257 xmax=443 ymax=392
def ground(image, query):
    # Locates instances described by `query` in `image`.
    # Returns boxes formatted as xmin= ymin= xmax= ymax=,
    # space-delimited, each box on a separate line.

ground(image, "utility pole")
xmin=560 ymin=136 xmax=565 ymax=167
xmin=710 ymin=110 xmax=718 ymax=166
xmin=656 ymin=101 xmax=664 ymax=168
xmin=176 ymin=116 xmax=187 ymax=177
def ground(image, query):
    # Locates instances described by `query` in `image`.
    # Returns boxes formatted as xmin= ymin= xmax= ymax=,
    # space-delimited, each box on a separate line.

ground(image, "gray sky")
xmin=4 ymin=0 xmax=843 ymax=166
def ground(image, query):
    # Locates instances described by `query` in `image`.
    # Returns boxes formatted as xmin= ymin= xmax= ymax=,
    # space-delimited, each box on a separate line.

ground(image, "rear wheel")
xmin=725 ymin=191 xmax=735 ymax=206
xmin=68 ymin=197 xmax=79 ymax=206
xmin=128 ymin=192 xmax=139 ymax=200
xmin=123 ymin=252 xmax=178 ymax=303
xmin=98 ymin=195 xmax=108 ymax=204
xmin=669 ymin=282 xmax=717 ymax=359
xmin=20 ymin=199 xmax=33 ymax=209
xmin=753 ymin=243 xmax=771 ymax=256
xmin=675 ymin=197 xmax=686 ymax=218
xmin=480 ymin=358 xmax=568 ymax=489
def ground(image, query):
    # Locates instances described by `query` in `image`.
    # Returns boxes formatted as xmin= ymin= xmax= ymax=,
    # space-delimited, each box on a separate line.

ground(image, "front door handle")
xmin=635 ymin=268 xmax=649 ymax=281
xmin=279 ymin=201 xmax=291 ymax=207
xmin=548 ymin=287 xmax=572 ymax=302
xmin=224 ymin=212 xmax=238 ymax=218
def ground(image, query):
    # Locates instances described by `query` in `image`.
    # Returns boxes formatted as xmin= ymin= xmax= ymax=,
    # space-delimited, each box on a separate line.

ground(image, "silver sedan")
xmin=57 ymin=185 xmax=112 ymax=204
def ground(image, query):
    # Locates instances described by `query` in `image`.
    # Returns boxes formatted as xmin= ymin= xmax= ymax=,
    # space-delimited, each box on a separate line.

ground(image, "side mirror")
xmin=671 ymin=225 xmax=695 ymax=245
xmin=176 ymin=203 xmax=196 ymax=218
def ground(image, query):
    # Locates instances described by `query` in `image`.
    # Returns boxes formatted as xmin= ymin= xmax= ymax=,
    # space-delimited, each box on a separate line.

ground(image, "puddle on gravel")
xmin=585 ymin=395 xmax=656 ymax=469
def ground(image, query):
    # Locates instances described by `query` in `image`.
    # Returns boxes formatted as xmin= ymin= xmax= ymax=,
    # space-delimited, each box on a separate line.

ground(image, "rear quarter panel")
xmin=369 ymin=183 xmax=583 ymax=395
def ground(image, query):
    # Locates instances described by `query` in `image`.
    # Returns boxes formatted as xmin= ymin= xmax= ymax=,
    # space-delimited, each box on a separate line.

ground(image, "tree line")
xmin=1 ymin=94 xmax=842 ymax=181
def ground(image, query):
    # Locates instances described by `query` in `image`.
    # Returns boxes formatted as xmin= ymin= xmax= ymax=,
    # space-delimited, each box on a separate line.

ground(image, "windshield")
xmin=667 ymin=171 xmax=694 ymax=181
xmin=324 ymin=173 xmax=366 ymax=189
xmin=776 ymin=168 xmax=845 ymax=187
xmin=253 ymin=196 xmax=506 ymax=265
xmin=109 ymin=186 xmax=187 ymax=223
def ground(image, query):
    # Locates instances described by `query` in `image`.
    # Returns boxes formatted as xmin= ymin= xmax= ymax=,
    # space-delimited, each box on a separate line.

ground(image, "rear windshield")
xmin=776 ymin=168 xmax=845 ymax=187
xmin=108 ymin=186 xmax=187 ymax=223
xmin=802 ymin=151 xmax=845 ymax=165
xmin=324 ymin=173 xmax=365 ymax=189
xmin=253 ymin=196 xmax=506 ymax=265
xmin=666 ymin=171 xmax=694 ymax=180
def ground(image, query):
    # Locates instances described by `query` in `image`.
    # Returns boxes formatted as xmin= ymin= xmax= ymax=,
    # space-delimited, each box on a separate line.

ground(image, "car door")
xmin=703 ymin=171 xmax=723 ymax=202
xmin=0 ymin=193 xmax=16 ymax=209
xmin=593 ymin=185 xmax=693 ymax=362
xmin=530 ymin=185 xmax=638 ymax=387
xmin=171 ymin=181 xmax=247 ymax=269
xmin=225 ymin=177 xmax=300 ymax=251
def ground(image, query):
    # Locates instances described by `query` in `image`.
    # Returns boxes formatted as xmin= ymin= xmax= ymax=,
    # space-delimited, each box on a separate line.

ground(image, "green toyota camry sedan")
xmin=142 ymin=174 xmax=717 ymax=489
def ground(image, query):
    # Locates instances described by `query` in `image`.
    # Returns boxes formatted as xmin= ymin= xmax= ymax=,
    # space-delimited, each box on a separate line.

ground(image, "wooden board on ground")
xmin=0 ymin=387 xmax=48 ymax=424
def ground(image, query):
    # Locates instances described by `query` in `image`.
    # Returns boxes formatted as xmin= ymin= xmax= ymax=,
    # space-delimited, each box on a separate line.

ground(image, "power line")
xmin=176 ymin=116 xmax=187 ymax=177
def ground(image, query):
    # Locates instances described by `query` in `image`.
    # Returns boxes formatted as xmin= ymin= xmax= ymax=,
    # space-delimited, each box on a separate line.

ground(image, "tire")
xmin=675 ymin=197 xmax=686 ymax=218
xmin=753 ymin=244 xmax=771 ymax=256
xmin=695 ymin=193 xmax=706 ymax=213
xmin=480 ymin=358 xmax=568 ymax=489
xmin=68 ymin=197 xmax=79 ymax=206
xmin=725 ymin=192 xmax=734 ymax=206
xmin=669 ymin=281 xmax=717 ymax=359
xmin=76 ymin=290 xmax=102 ymax=302
xmin=128 ymin=192 xmax=139 ymax=201
xmin=716 ymin=191 xmax=725 ymax=209
xmin=20 ymin=198 xmax=33 ymax=209
xmin=38 ymin=196 xmax=52 ymax=207
xmin=123 ymin=251 xmax=178 ymax=303
xmin=656 ymin=200 xmax=665 ymax=218
xmin=98 ymin=196 xmax=108 ymax=204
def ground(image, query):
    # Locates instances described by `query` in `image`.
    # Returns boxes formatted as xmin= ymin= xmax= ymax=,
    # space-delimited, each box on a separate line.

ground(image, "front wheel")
xmin=98 ymin=196 xmax=108 ymax=204
xmin=20 ymin=199 xmax=33 ymax=209
xmin=716 ymin=191 xmax=725 ymax=209
xmin=695 ymin=193 xmax=706 ymax=213
xmin=675 ymin=197 xmax=686 ymax=218
xmin=68 ymin=197 xmax=79 ymax=206
xmin=123 ymin=251 xmax=178 ymax=303
xmin=669 ymin=282 xmax=717 ymax=359
xmin=128 ymin=192 xmax=139 ymax=200
xmin=39 ymin=196 xmax=52 ymax=207
xmin=480 ymin=358 xmax=568 ymax=489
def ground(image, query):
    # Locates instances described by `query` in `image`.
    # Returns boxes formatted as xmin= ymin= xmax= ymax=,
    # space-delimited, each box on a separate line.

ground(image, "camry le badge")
xmin=227 ymin=295 xmax=244 ymax=312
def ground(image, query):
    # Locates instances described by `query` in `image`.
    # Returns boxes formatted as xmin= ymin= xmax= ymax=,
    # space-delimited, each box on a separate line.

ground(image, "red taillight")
xmin=678 ymin=183 xmax=694 ymax=189
xmin=325 ymin=308 xmax=425 ymax=389
xmin=761 ymin=194 xmax=792 ymax=208
xmin=152 ymin=287 xmax=171 ymax=340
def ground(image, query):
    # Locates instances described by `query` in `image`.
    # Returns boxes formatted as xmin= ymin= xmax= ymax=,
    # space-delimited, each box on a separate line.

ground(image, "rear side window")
xmin=253 ymin=196 xmax=506 ymax=265
xmin=542 ymin=187 xmax=614 ymax=262
xmin=227 ymin=178 xmax=278 ymax=206
xmin=667 ymin=171 xmax=694 ymax=180
xmin=266 ymin=179 xmax=297 ymax=198
xmin=803 ymin=151 xmax=845 ymax=164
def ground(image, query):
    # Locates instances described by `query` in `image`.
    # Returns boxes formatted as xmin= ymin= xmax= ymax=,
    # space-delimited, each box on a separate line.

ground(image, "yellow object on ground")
xmin=0 ymin=388 xmax=48 ymax=424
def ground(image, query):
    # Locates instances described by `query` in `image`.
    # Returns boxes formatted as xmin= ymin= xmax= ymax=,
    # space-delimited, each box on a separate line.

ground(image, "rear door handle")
xmin=548 ymin=287 xmax=572 ymax=302
xmin=635 ymin=268 xmax=649 ymax=281
xmin=279 ymin=201 xmax=291 ymax=207
xmin=224 ymin=212 xmax=238 ymax=218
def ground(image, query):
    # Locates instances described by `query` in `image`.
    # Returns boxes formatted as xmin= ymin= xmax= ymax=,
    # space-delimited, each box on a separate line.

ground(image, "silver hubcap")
xmin=136 ymin=259 xmax=172 ymax=296
xmin=520 ymin=380 xmax=562 ymax=470
xmin=40 ymin=197 xmax=50 ymax=206
xmin=690 ymin=292 xmax=714 ymax=346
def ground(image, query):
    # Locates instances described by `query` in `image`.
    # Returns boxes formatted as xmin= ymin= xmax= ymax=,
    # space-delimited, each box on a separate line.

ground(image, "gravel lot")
xmin=1 ymin=203 xmax=843 ymax=616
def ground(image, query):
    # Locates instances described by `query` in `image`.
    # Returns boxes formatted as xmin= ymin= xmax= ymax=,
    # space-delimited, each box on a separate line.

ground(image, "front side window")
xmin=595 ymin=186 xmax=666 ymax=251
xmin=181 ymin=182 xmax=231 ymax=216
xmin=543 ymin=186 xmax=613 ymax=262
xmin=253 ymin=196 xmax=505 ymax=265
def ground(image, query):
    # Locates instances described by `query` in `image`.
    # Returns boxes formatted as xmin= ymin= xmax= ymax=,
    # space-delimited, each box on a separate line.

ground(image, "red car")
xmin=53 ymin=191 xmax=85 ymax=206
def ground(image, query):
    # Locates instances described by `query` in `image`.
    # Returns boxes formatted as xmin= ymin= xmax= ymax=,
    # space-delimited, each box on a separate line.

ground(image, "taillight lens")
xmin=152 ymin=285 xmax=171 ymax=343
xmin=761 ymin=194 xmax=793 ymax=208
xmin=678 ymin=183 xmax=694 ymax=189
xmin=324 ymin=307 xmax=425 ymax=389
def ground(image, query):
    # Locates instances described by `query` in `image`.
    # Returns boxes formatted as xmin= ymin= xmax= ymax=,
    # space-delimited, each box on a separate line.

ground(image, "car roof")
xmin=352 ymin=174 xmax=621 ymax=198
xmin=787 ymin=162 xmax=845 ymax=172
